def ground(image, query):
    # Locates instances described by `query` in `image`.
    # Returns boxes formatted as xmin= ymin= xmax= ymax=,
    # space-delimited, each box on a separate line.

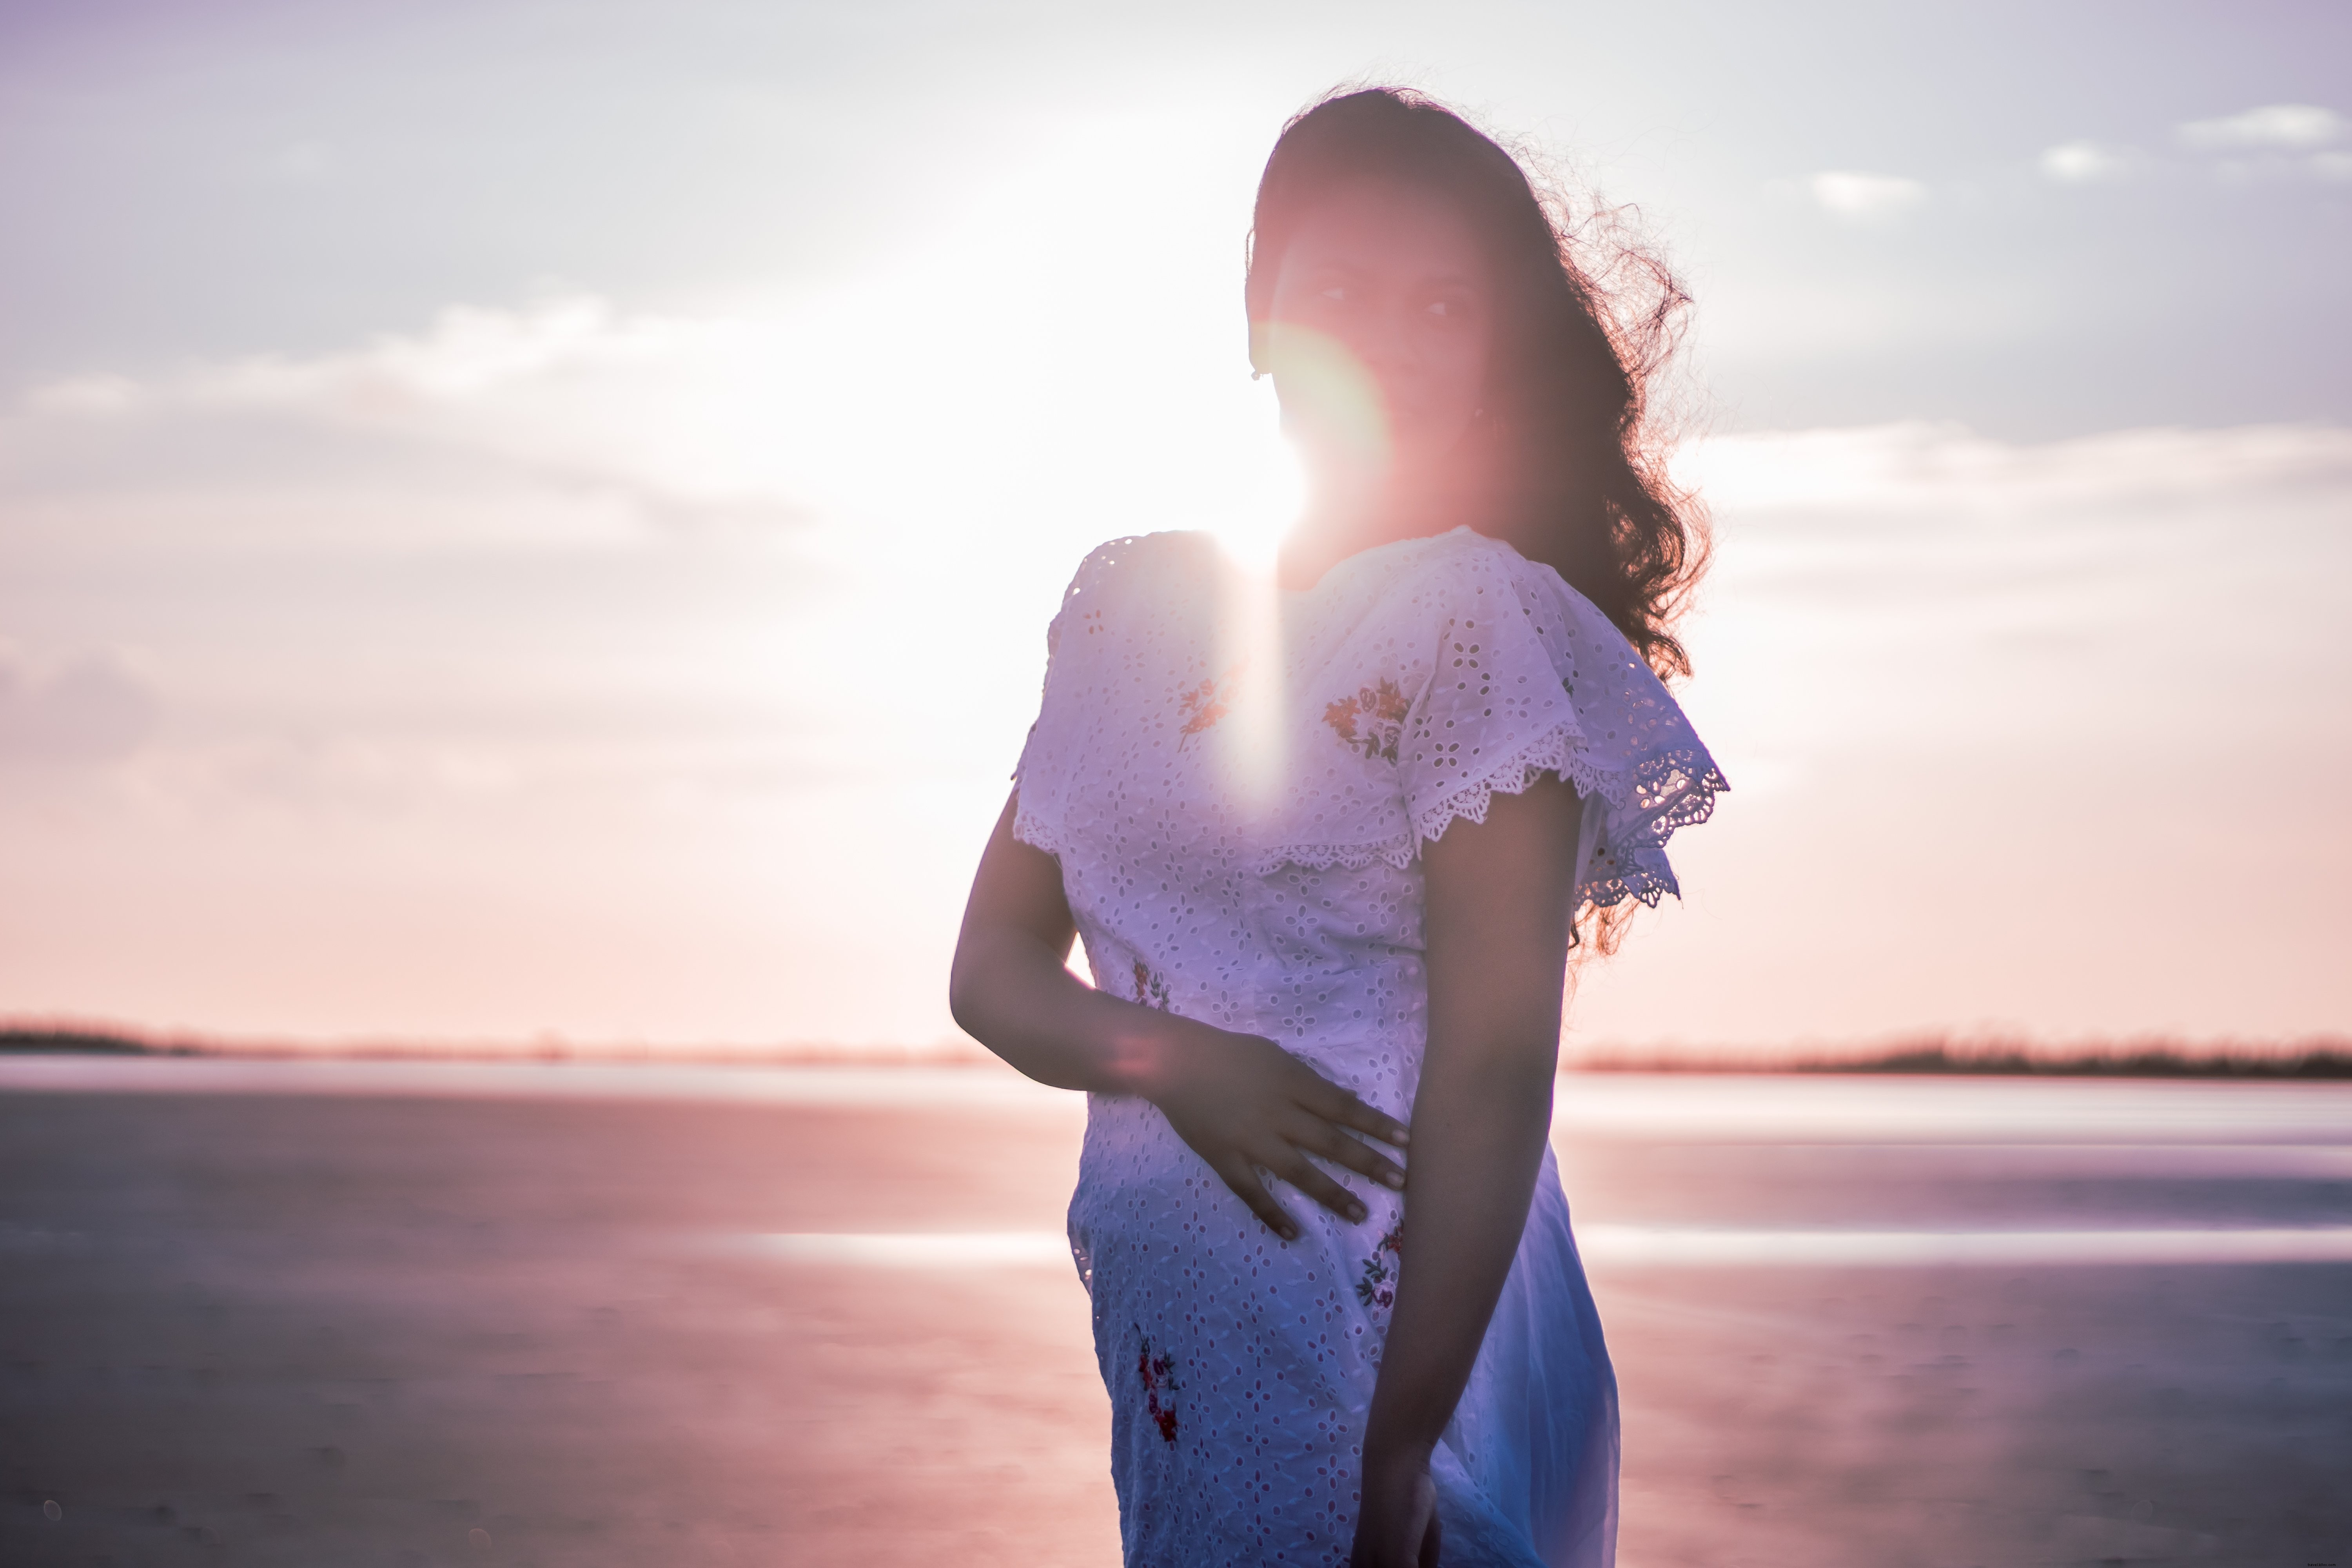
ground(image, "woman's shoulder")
xmin=1058 ymin=530 xmax=1221 ymax=604
xmin=1340 ymin=526 xmax=1629 ymax=666
xmin=1042 ymin=530 xmax=1221 ymax=659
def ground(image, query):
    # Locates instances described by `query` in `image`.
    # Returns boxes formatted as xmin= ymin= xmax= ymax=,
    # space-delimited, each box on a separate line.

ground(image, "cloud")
xmin=13 ymin=195 xmax=1281 ymax=557
xmin=10 ymin=396 xmax=2351 ymax=1046
xmin=2038 ymin=140 xmax=2129 ymax=183
xmin=265 ymin=141 xmax=338 ymax=185
xmin=0 ymin=652 xmax=162 ymax=765
xmin=25 ymin=295 xmax=783 ymax=524
xmin=8 ymin=93 xmax=2347 ymax=1046
xmin=1808 ymin=171 xmax=1927 ymax=220
xmin=1559 ymin=416 xmax=2352 ymax=1047
xmin=2034 ymin=108 xmax=2345 ymax=192
xmin=1679 ymin=420 xmax=2352 ymax=518
xmin=1667 ymin=420 xmax=2352 ymax=748
xmin=2178 ymin=103 xmax=2343 ymax=152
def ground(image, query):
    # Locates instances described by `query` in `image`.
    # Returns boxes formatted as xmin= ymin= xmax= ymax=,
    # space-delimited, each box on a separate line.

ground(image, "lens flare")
xmin=1200 ymin=398 xmax=1306 ymax=573
xmin=1257 ymin=322 xmax=1391 ymax=477
xmin=1203 ymin=569 xmax=1286 ymax=817
xmin=1196 ymin=399 xmax=1302 ymax=818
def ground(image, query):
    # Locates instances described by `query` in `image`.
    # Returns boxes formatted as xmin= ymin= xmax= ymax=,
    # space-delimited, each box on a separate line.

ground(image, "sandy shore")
xmin=2 ymin=1062 xmax=2347 ymax=1566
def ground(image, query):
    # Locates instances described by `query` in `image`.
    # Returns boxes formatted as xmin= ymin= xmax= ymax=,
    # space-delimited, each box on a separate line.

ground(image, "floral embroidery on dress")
xmin=1132 ymin=959 xmax=1173 ymax=1011
xmin=1176 ymin=663 xmax=1244 ymax=748
xmin=1135 ymin=1327 xmax=1181 ymax=1443
xmin=1323 ymin=677 xmax=1412 ymax=764
xmin=1354 ymin=1226 xmax=1404 ymax=1310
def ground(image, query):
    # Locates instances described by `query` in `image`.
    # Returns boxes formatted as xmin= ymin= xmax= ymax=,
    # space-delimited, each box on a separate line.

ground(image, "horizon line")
xmin=4 ymin=1021 xmax=2347 ymax=1079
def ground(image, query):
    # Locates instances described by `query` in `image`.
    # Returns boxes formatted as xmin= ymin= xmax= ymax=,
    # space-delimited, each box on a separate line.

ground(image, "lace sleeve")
xmin=1398 ymin=539 xmax=1727 ymax=911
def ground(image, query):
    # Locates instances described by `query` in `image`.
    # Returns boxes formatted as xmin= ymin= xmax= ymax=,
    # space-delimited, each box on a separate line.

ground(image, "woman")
xmin=950 ymin=88 xmax=1722 ymax=1568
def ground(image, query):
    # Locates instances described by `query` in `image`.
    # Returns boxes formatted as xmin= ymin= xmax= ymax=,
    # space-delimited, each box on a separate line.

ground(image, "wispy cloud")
xmin=262 ymin=140 xmax=338 ymax=185
xmin=2040 ymin=107 xmax=2347 ymax=191
xmin=2172 ymin=103 xmax=2348 ymax=183
xmin=11 ymin=305 xmax=2349 ymax=1045
xmin=1808 ymin=171 xmax=1927 ymax=220
xmin=1680 ymin=420 xmax=2352 ymax=518
xmin=1578 ymin=418 xmax=2352 ymax=1048
xmin=0 ymin=651 xmax=161 ymax=764
xmin=2038 ymin=140 xmax=2130 ymax=183
xmin=2177 ymin=103 xmax=2344 ymax=151
xmin=26 ymin=295 xmax=791 ymax=534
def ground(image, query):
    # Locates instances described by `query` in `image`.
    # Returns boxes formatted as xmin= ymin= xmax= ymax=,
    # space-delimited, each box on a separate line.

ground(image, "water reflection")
xmin=0 ymin=1060 xmax=2345 ymax=1564
xmin=740 ymin=1223 xmax=2352 ymax=1268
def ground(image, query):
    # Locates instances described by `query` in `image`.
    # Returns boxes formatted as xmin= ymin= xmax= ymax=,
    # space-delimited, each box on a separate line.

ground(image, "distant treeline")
xmin=1808 ymin=1043 xmax=2351 ymax=1079
xmin=0 ymin=1024 xmax=992 ymax=1066
xmin=1581 ymin=1040 xmax=2352 ymax=1079
xmin=0 ymin=1026 xmax=181 ymax=1056
xmin=7 ymin=1024 xmax=2349 ymax=1077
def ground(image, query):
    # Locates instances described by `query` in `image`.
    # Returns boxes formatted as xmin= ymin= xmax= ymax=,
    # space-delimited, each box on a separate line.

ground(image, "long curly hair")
xmin=1245 ymin=87 xmax=1707 ymax=682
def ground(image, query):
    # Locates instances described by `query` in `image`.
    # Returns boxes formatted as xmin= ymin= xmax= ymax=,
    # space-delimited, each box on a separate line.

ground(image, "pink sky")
xmin=2 ymin=3 xmax=2346 ymax=1056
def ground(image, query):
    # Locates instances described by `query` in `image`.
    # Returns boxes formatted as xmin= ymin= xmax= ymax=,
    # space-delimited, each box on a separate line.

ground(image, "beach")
xmin=2 ymin=1058 xmax=2347 ymax=1566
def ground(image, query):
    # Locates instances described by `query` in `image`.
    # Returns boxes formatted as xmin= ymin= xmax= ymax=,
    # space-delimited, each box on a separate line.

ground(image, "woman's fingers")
xmin=1274 ymin=1152 xmax=1370 ymax=1225
xmin=1288 ymin=1112 xmax=1407 ymax=1191
xmin=1163 ymin=1035 xmax=1405 ymax=1235
xmin=1211 ymin=1154 xmax=1303 ymax=1242
xmin=1211 ymin=1144 xmax=1368 ymax=1235
xmin=1287 ymin=1068 xmax=1410 ymax=1149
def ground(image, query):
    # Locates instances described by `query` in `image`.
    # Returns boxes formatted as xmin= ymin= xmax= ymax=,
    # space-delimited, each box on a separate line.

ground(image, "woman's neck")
xmin=1275 ymin=463 xmax=1479 ymax=592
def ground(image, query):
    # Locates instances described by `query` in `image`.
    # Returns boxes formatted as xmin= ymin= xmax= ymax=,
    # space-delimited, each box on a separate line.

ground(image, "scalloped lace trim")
xmin=1011 ymin=805 xmax=1070 ymax=862
xmin=1242 ymin=719 xmax=1729 ymax=910
xmin=1022 ymin=739 xmax=1726 ymax=911
xmin=1404 ymin=721 xmax=1617 ymax=846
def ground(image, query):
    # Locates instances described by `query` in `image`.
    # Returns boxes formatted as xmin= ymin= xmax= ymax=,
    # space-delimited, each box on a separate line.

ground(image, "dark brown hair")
xmin=1246 ymin=87 xmax=1706 ymax=680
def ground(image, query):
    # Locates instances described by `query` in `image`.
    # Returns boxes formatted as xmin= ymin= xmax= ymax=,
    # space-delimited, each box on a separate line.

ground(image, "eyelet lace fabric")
xmin=1013 ymin=526 xmax=1724 ymax=1568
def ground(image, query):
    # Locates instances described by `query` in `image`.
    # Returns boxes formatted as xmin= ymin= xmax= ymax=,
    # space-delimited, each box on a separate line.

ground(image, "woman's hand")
xmin=950 ymin=799 xmax=1392 ymax=1241
xmin=1350 ymin=1445 xmax=1441 ymax=1568
xmin=1142 ymin=1016 xmax=1409 ymax=1240
xmin=950 ymin=791 xmax=1405 ymax=1237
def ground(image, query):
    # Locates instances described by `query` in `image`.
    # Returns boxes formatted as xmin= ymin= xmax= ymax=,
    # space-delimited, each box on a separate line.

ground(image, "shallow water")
xmin=2 ymin=1060 xmax=2346 ymax=1565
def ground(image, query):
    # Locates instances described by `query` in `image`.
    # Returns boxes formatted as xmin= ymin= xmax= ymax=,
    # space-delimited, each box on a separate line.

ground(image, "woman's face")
xmin=1259 ymin=177 xmax=1494 ymax=489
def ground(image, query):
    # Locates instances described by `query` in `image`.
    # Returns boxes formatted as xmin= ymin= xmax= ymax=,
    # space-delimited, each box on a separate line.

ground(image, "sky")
xmin=1 ymin=0 xmax=2347 ymax=1055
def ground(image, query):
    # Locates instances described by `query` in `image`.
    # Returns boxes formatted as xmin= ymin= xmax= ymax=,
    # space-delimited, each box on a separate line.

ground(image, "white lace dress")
xmin=1012 ymin=525 xmax=1723 ymax=1568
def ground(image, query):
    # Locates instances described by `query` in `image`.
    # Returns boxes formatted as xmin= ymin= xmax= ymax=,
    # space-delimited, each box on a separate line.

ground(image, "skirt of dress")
xmin=1068 ymin=1093 xmax=1617 ymax=1568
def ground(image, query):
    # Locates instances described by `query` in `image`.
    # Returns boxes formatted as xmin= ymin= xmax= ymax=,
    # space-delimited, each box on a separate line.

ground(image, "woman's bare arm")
xmin=1350 ymin=772 xmax=1586 ymax=1568
xmin=950 ymin=791 xmax=1411 ymax=1238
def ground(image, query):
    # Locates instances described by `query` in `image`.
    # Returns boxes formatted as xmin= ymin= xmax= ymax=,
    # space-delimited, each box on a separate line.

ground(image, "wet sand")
xmin=2 ymin=1062 xmax=2347 ymax=1566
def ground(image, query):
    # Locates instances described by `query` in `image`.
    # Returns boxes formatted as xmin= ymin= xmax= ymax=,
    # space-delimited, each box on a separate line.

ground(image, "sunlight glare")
xmin=1209 ymin=559 xmax=1288 ymax=818
xmin=1203 ymin=389 xmax=1302 ymax=815
xmin=528 ymin=111 xmax=1325 ymax=803
xmin=1201 ymin=391 xmax=1306 ymax=573
xmin=1256 ymin=322 xmax=1390 ymax=477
